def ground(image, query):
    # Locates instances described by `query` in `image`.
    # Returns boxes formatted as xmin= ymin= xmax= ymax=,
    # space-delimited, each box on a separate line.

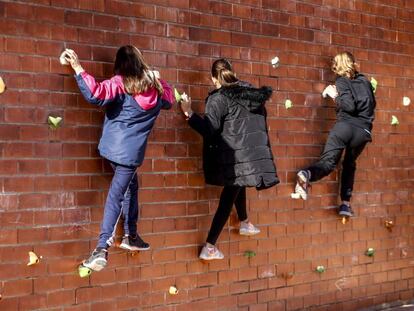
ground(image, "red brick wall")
xmin=1 ymin=0 xmax=414 ymax=310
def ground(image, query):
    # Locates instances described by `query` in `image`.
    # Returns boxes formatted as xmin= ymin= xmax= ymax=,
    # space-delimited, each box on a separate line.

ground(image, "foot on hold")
xmin=199 ymin=244 xmax=224 ymax=261
xmin=338 ymin=204 xmax=354 ymax=218
xmin=119 ymin=234 xmax=150 ymax=251
xmin=291 ymin=170 xmax=310 ymax=200
xmin=82 ymin=247 xmax=108 ymax=272
xmin=239 ymin=221 xmax=260 ymax=236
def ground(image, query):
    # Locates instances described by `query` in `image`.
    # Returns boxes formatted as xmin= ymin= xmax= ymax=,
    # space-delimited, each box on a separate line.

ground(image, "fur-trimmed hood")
xmin=209 ymin=81 xmax=273 ymax=112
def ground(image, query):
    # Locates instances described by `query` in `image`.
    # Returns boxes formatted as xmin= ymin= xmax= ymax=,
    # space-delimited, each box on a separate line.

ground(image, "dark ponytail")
xmin=211 ymin=58 xmax=238 ymax=86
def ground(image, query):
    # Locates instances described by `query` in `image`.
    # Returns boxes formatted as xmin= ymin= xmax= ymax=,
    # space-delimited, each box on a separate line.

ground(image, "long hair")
xmin=114 ymin=45 xmax=163 ymax=95
xmin=331 ymin=51 xmax=357 ymax=79
xmin=211 ymin=58 xmax=238 ymax=86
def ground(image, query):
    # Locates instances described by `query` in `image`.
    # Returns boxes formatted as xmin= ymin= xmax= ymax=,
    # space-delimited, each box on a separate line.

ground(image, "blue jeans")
xmin=97 ymin=162 xmax=139 ymax=248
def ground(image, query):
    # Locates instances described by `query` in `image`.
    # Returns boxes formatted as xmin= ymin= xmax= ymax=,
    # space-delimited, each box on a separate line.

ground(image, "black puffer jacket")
xmin=188 ymin=81 xmax=279 ymax=190
xmin=335 ymin=73 xmax=376 ymax=131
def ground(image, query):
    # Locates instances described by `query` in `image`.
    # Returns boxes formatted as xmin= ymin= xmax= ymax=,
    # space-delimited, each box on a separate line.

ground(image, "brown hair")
xmin=331 ymin=51 xmax=357 ymax=79
xmin=114 ymin=45 xmax=163 ymax=95
xmin=211 ymin=58 xmax=238 ymax=86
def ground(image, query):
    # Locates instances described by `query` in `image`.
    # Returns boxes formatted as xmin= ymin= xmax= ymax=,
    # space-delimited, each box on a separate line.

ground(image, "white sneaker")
xmin=199 ymin=244 xmax=224 ymax=261
xmin=292 ymin=170 xmax=310 ymax=200
xmin=239 ymin=221 xmax=260 ymax=236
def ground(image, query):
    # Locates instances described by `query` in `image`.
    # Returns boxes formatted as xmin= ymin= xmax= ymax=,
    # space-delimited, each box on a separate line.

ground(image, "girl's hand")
xmin=180 ymin=97 xmax=193 ymax=119
xmin=322 ymin=85 xmax=338 ymax=99
xmin=64 ymin=49 xmax=84 ymax=75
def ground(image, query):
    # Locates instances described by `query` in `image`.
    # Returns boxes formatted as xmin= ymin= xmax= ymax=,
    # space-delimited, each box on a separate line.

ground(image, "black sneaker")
xmin=338 ymin=204 xmax=354 ymax=217
xmin=82 ymin=247 xmax=108 ymax=271
xmin=119 ymin=235 xmax=150 ymax=251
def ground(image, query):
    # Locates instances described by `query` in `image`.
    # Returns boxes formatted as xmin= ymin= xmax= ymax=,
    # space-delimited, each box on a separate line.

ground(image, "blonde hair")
xmin=114 ymin=45 xmax=163 ymax=95
xmin=331 ymin=51 xmax=357 ymax=79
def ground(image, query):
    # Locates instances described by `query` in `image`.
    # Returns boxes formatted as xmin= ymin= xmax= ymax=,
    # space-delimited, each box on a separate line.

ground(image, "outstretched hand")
xmin=180 ymin=96 xmax=193 ymax=119
xmin=63 ymin=49 xmax=84 ymax=75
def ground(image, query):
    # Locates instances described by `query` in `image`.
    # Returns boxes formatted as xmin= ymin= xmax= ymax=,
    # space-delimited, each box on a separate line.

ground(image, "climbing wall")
xmin=0 ymin=0 xmax=414 ymax=310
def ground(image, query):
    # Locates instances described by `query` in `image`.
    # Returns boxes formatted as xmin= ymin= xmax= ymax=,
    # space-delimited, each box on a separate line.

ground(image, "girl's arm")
xmin=185 ymin=96 xmax=226 ymax=138
xmin=75 ymin=72 xmax=124 ymax=106
xmin=335 ymin=78 xmax=356 ymax=113
xmin=64 ymin=49 xmax=123 ymax=106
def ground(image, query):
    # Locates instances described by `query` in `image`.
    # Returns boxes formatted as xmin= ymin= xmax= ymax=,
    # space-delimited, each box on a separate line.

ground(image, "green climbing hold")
xmin=78 ymin=265 xmax=92 ymax=278
xmin=244 ymin=250 xmax=256 ymax=258
xmin=285 ymin=99 xmax=293 ymax=109
xmin=391 ymin=115 xmax=399 ymax=126
xmin=315 ymin=265 xmax=326 ymax=273
xmin=174 ymin=88 xmax=182 ymax=102
xmin=48 ymin=116 xmax=62 ymax=129
xmin=370 ymin=77 xmax=378 ymax=93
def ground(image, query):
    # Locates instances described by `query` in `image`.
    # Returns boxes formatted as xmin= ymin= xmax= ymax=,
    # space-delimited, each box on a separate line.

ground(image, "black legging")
xmin=206 ymin=186 xmax=248 ymax=245
xmin=305 ymin=122 xmax=371 ymax=201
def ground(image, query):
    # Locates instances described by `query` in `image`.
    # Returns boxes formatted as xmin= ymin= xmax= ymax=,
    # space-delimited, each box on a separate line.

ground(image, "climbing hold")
xmin=403 ymin=96 xmax=411 ymax=107
xmin=0 ymin=76 xmax=5 ymax=94
xmin=27 ymin=251 xmax=41 ymax=266
xmin=168 ymin=286 xmax=179 ymax=295
xmin=174 ymin=88 xmax=188 ymax=103
xmin=78 ymin=264 xmax=92 ymax=278
xmin=290 ymin=193 xmax=301 ymax=199
xmin=370 ymin=77 xmax=378 ymax=93
xmin=341 ymin=216 xmax=349 ymax=225
xmin=391 ymin=115 xmax=399 ymax=126
xmin=244 ymin=250 xmax=256 ymax=258
xmin=315 ymin=265 xmax=326 ymax=273
xmin=280 ymin=272 xmax=294 ymax=280
xmin=48 ymin=116 xmax=62 ymax=129
xmin=271 ymin=56 xmax=280 ymax=68
xmin=285 ymin=99 xmax=293 ymax=109
xmin=59 ymin=49 xmax=74 ymax=65
xmin=365 ymin=248 xmax=375 ymax=257
xmin=385 ymin=220 xmax=394 ymax=231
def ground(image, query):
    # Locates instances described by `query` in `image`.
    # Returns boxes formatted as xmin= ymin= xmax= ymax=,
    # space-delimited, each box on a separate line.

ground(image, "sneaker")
xmin=338 ymin=204 xmax=354 ymax=217
xmin=293 ymin=170 xmax=310 ymax=200
xmin=82 ymin=247 xmax=108 ymax=272
xmin=239 ymin=221 xmax=260 ymax=236
xmin=119 ymin=235 xmax=150 ymax=251
xmin=199 ymin=244 xmax=224 ymax=261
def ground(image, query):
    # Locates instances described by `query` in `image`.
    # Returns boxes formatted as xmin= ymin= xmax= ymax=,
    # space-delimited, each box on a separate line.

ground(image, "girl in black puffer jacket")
xmin=180 ymin=59 xmax=279 ymax=260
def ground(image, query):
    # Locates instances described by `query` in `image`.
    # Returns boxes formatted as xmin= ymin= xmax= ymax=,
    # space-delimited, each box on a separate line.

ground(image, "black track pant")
xmin=206 ymin=186 xmax=248 ymax=245
xmin=304 ymin=122 xmax=371 ymax=201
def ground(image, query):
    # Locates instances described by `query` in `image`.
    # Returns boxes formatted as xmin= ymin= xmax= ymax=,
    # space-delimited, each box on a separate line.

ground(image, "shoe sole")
xmin=239 ymin=230 xmax=260 ymax=236
xmin=339 ymin=211 xmax=353 ymax=217
xmin=199 ymin=255 xmax=224 ymax=261
xmin=83 ymin=258 xmax=107 ymax=272
xmin=119 ymin=242 xmax=150 ymax=251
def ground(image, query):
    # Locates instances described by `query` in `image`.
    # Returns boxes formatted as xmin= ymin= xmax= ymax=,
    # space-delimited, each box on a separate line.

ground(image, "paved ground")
xmin=361 ymin=301 xmax=414 ymax=311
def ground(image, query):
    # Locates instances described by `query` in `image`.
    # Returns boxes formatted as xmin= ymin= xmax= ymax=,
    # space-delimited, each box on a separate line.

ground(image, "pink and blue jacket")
xmin=75 ymin=71 xmax=174 ymax=167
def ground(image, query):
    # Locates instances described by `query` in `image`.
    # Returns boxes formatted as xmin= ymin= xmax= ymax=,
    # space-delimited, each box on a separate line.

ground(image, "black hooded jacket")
xmin=188 ymin=81 xmax=279 ymax=189
xmin=335 ymin=73 xmax=376 ymax=131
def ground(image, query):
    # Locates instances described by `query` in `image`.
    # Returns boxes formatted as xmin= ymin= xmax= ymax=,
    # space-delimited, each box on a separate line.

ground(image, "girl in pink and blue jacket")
xmin=64 ymin=45 xmax=174 ymax=271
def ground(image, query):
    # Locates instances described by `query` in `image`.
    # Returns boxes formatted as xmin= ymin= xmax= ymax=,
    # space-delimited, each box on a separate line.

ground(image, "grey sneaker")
xmin=293 ymin=170 xmax=310 ymax=200
xmin=239 ymin=221 xmax=260 ymax=236
xmin=119 ymin=235 xmax=150 ymax=251
xmin=199 ymin=244 xmax=224 ymax=261
xmin=82 ymin=247 xmax=108 ymax=271
xmin=338 ymin=204 xmax=354 ymax=217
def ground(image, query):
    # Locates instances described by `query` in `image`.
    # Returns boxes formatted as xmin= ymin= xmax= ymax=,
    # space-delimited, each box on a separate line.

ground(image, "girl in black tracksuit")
xmin=180 ymin=59 xmax=279 ymax=260
xmin=294 ymin=51 xmax=376 ymax=217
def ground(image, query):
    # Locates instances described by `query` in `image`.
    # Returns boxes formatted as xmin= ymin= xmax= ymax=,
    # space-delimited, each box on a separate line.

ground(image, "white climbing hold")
xmin=271 ymin=56 xmax=280 ymax=68
xmin=391 ymin=115 xmax=399 ymax=125
xmin=403 ymin=96 xmax=411 ymax=106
